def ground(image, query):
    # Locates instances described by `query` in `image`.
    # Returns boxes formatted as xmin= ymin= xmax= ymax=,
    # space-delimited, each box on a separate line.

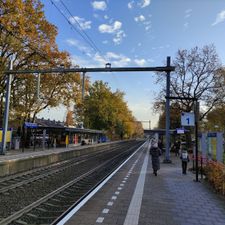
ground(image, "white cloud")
xmin=134 ymin=16 xmax=151 ymax=31
xmin=93 ymin=52 xmax=131 ymax=67
xmin=71 ymin=51 xmax=131 ymax=68
xmin=184 ymin=22 xmax=189 ymax=30
xmin=113 ymin=30 xmax=126 ymax=45
xmin=134 ymin=15 xmax=146 ymax=22
xmin=69 ymin=16 xmax=92 ymax=30
xmin=99 ymin=21 xmax=125 ymax=45
xmin=92 ymin=1 xmax=107 ymax=11
xmin=99 ymin=21 xmax=122 ymax=33
xmin=134 ymin=59 xmax=146 ymax=66
xmin=212 ymin=10 xmax=225 ymax=26
xmin=139 ymin=0 xmax=151 ymax=8
xmin=104 ymin=15 xmax=109 ymax=20
xmin=185 ymin=9 xmax=192 ymax=19
xmin=66 ymin=39 xmax=92 ymax=55
xmin=128 ymin=1 xmax=134 ymax=9
xmin=185 ymin=9 xmax=192 ymax=14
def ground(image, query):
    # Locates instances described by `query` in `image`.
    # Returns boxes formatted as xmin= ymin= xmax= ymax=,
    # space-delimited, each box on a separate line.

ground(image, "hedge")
xmin=204 ymin=160 xmax=225 ymax=195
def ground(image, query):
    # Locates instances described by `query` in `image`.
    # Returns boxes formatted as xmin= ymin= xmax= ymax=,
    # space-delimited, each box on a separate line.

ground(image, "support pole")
xmin=195 ymin=101 xmax=199 ymax=182
xmin=164 ymin=56 xmax=172 ymax=163
xmin=1 ymin=60 xmax=13 ymax=155
xmin=82 ymin=72 xmax=85 ymax=101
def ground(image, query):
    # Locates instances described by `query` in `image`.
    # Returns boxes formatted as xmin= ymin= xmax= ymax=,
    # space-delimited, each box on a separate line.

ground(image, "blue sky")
xmin=38 ymin=0 xmax=225 ymax=128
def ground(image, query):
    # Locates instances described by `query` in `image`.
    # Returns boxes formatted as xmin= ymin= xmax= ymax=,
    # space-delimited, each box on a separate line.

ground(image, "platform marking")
xmin=56 ymin=142 xmax=147 ymax=225
xmin=96 ymin=217 xmax=104 ymax=223
xmin=111 ymin=196 xmax=117 ymax=200
xmin=122 ymin=180 xmax=126 ymax=183
xmin=102 ymin=208 xmax=109 ymax=214
xmin=115 ymin=191 xmax=120 ymax=195
xmin=123 ymin=150 xmax=149 ymax=225
xmin=120 ymin=183 xmax=124 ymax=186
xmin=118 ymin=187 xmax=122 ymax=190
xmin=107 ymin=201 xmax=114 ymax=206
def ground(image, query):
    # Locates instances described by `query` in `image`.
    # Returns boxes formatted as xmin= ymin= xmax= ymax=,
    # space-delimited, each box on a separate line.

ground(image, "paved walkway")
xmin=63 ymin=144 xmax=225 ymax=225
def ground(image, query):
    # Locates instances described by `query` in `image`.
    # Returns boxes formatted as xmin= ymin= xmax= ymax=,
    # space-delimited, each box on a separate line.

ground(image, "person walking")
xmin=180 ymin=148 xmax=190 ymax=174
xmin=150 ymin=139 xmax=162 ymax=176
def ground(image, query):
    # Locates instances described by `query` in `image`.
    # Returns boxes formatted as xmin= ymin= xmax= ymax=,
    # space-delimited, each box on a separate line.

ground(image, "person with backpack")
xmin=180 ymin=147 xmax=190 ymax=174
xmin=150 ymin=138 xmax=162 ymax=176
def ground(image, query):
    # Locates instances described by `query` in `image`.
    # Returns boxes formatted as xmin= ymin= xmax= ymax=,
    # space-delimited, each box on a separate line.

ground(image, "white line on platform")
xmin=111 ymin=196 xmax=117 ymax=200
xmin=107 ymin=201 xmax=114 ymax=206
xmin=56 ymin=142 xmax=146 ymax=225
xmin=123 ymin=150 xmax=149 ymax=225
xmin=102 ymin=208 xmax=109 ymax=214
xmin=96 ymin=217 xmax=104 ymax=223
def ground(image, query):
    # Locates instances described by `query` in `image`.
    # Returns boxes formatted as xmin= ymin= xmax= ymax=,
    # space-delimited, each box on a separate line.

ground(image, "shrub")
xmin=204 ymin=160 xmax=225 ymax=195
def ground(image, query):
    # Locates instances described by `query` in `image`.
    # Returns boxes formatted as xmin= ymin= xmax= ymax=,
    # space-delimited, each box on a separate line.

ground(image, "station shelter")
xmin=7 ymin=118 xmax=105 ymax=150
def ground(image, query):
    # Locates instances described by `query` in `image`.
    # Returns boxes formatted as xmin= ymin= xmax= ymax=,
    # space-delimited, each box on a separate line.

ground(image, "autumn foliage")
xmin=204 ymin=160 xmax=225 ymax=195
xmin=0 ymin=0 xmax=81 ymax=127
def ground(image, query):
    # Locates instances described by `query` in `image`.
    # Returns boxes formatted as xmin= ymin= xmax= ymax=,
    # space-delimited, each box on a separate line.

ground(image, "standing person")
xmin=150 ymin=139 xmax=162 ymax=176
xmin=180 ymin=148 xmax=190 ymax=174
xmin=174 ymin=140 xmax=181 ymax=157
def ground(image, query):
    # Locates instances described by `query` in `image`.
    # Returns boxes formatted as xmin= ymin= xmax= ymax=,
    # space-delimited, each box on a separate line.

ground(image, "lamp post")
xmin=0 ymin=60 xmax=13 ymax=155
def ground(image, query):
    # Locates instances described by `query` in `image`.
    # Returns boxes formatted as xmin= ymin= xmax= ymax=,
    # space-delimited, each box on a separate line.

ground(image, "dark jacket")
xmin=150 ymin=147 xmax=161 ymax=171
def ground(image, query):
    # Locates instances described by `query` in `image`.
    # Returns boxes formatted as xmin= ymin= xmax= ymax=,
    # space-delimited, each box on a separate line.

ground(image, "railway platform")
xmin=59 ymin=145 xmax=225 ymax=225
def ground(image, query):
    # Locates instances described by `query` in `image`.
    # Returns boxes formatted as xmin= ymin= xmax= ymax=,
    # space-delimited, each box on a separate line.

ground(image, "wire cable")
xmin=50 ymin=0 xmax=100 ymax=55
xmin=59 ymin=0 xmax=102 ymax=54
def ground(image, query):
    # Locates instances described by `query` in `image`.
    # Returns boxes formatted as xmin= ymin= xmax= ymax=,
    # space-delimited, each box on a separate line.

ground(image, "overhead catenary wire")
xmin=59 ymin=0 xmax=102 ymax=55
xmin=50 ymin=0 xmax=105 ymax=59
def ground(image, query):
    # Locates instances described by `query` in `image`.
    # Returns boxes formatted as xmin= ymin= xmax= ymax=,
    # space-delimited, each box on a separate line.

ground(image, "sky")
xmin=38 ymin=0 xmax=225 ymax=129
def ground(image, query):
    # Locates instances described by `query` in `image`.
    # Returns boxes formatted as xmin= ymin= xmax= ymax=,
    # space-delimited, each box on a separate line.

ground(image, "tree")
xmin=205 ymin=105 xmax=225 ymax=131
xmin=157 ymin=102 xmax=181 ymax=129
xmin=0 ymin=0 xmax=81 ymax=126
xmin=80 ymin=81 xmax=143 ymax=139
xmin=154 ymin=45 xmax=223 ymax=121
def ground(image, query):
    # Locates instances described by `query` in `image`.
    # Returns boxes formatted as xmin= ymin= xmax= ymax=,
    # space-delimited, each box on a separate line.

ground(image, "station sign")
xmin=176 ymin=128 xmax=185 ymax=134
xmin=24 ymin=122 xmax=38 ymax=128
xmin=181 ymin=112 xmax=195 ymax=126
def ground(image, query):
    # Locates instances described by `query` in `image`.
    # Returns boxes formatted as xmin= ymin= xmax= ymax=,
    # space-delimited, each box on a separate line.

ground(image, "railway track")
xmin=0 ymin=142 xmax=127 ymax=194
xmin=0 ymin=140 xmax=144 ymax=225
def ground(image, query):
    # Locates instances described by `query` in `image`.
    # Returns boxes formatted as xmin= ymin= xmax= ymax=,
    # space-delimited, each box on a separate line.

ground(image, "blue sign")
xmin=24 ymin=122 xmax=38 ymax=128
xmin=176 ymin=128 xmax=185 ymax=134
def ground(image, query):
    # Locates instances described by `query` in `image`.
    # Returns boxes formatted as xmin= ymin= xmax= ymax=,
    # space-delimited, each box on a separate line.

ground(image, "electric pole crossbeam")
xmin=4 ymin=66 xmax=175 ymax=75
